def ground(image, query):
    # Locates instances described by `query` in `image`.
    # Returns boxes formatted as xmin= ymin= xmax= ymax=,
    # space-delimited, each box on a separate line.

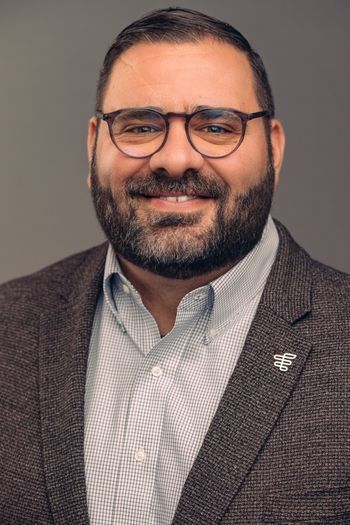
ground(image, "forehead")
xmin=103 ymin=39 xmax=258 ymax=112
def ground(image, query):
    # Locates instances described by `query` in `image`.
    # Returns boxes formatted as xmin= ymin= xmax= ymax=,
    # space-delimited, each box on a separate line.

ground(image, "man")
xmin=0 ymin=6 xmax=349 ymax=525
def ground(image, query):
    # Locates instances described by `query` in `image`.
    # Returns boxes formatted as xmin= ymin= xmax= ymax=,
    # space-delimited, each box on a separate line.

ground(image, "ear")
xmin=87 ymin=116 xmax=98 ymax=162
xmin=87 ymin=116 xmax=98 ymax=189
xmin=269 ymin=119 xmax=285 ymax=189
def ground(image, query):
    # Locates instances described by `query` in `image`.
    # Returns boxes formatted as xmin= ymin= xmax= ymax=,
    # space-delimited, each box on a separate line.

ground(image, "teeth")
xmin=159 ymin=196 xmax=178 ymax=202
xmin=177 ymin=195 xmax=196 ymax=202
xmin=158 ymin=195 xmax=197 ymax=202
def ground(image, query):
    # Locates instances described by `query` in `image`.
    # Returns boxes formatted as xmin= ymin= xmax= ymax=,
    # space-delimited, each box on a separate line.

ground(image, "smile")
xmin=137 ymin=193 xmax=212 ymax=209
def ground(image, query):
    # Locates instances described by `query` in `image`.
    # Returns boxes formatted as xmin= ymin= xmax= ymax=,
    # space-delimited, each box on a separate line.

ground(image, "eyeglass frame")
xmin=95 ymin=106 xmax=271 ymax=159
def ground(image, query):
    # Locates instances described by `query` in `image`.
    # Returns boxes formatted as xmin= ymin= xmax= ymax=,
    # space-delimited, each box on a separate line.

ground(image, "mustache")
xmin=125 ymin=170 xmax=228 ymax=199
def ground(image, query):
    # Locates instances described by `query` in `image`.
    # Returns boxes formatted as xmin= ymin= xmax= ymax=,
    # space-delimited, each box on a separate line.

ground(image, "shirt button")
xmin=151 ymin=365 xmax=163 ymax=377
xmin=208 ymin=328 xmax=217 ymax=338
xmin=122 ymin=284 xmax=130 ymax=294
xmin=135 ymin=448 xmax=146 ymax=462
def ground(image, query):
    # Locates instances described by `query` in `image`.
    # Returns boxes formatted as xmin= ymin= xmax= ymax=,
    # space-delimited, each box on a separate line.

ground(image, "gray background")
xmin=1 ymin=0 xmax=349 ymax=283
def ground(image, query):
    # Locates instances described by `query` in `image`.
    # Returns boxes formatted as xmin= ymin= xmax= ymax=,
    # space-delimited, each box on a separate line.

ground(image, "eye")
xmin=201 ymin=125 xmax=231 ymax=134
xmin=122 ymin=125 xmax=161 ymax=134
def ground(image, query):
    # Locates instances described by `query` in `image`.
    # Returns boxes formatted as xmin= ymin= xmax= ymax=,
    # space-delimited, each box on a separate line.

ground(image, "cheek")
xmin=206 ymin=144 xmax=268 ymax=193
xmin=95 ymin=138 xmax=148 ymax=187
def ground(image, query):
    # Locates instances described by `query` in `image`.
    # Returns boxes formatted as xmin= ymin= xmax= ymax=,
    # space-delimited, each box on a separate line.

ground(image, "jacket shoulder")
xmin=274 ymin=218 xmax=350 ymax=291
xmin=268 ymin=220 xmax=350 ymax=324
xmin=310 ymin=258 xmax=350 ymax=308
xmin=0 ymin=243 xmax=108 ymax=309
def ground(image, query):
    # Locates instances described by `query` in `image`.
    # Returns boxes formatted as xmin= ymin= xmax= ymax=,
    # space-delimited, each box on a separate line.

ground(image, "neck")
xmin=117 ymin=255 xmax=234 ymax=336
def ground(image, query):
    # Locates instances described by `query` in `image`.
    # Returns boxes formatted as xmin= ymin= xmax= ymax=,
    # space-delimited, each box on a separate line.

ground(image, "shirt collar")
xmin=208 ymin=214 xmax=279 ymax=331
xmin=103 ymin=248 xmax=137 ymax=320
xmin=103 ymin=215 xmax=279 ymax=329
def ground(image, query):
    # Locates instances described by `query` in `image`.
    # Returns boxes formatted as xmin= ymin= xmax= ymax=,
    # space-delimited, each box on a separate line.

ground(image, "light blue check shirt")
xmin=84 ymin=215 xmax=279 ymax=525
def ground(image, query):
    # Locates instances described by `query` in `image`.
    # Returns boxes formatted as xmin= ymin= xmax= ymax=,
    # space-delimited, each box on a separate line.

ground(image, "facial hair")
xmin=90 ymin=147 xmax=275 ymax=280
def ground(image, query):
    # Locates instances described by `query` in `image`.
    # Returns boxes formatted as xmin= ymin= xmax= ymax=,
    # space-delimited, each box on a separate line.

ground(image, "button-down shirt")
xmin=84 ymin=215 xmax=279 ymax=525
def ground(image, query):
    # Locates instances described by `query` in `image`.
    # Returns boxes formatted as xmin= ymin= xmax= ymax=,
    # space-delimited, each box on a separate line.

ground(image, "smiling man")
xmin=88 ymin=35 xmax=283 ymax=336
xmin=1 ymin=7 xmax=350 ymax=525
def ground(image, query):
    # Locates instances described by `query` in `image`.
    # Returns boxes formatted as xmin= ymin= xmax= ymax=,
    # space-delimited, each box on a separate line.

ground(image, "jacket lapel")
xmin=38 ymin=244 xmax=108 ymax=525
xmin=172 ymin=221 xmax=313 ymax=524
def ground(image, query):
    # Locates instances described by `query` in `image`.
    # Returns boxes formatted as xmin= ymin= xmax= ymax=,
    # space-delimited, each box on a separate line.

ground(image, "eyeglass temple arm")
xmin=247 ymin=110 xmax=271 ymax=121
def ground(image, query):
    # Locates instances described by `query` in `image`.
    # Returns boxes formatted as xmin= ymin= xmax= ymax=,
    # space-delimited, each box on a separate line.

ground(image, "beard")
xmin=90 ymin=147 xmax=275 ymax=280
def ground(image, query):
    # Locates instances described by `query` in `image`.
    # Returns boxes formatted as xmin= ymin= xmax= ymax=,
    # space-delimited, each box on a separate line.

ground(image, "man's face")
xmin=88 ymin=39 xmax=284 ymax=279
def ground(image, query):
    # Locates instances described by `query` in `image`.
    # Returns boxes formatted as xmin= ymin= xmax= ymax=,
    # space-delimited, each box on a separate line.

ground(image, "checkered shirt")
xmin=84 ymin=215 xmax=279 ymax=525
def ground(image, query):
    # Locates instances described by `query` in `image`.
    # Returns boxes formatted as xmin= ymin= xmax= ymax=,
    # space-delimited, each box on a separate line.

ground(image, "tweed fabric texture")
xmin=84 ymin=216 xmax=278 ymax=525
xmin=0 ymin=220 xmax=350 ymax=525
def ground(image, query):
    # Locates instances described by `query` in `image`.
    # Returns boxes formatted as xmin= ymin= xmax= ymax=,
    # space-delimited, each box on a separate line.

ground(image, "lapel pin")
xmin=274 ymin=352 xmax=297 ymax=372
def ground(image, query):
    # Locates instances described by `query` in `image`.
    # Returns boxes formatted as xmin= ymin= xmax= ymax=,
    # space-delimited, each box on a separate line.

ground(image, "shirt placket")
xmin=112 ymin=337 xmax=188 ymax=524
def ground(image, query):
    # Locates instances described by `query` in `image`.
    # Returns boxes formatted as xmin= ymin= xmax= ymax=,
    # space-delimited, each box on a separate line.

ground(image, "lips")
xmin=136 ymin=192 xmax=211 ymax=209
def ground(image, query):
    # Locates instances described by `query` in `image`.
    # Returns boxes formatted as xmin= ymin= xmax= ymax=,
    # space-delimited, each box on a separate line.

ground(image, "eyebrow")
xmin=140 ymin=104 xmax=215 ymax=113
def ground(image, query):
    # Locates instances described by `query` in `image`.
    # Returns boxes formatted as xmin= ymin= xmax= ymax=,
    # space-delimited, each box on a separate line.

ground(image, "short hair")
xmin=95 ymin=7 xmax=275 ymax=119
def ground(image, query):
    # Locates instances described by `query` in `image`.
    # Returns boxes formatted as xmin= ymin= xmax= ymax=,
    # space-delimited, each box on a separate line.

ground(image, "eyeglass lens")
xmin=109 ymin=109 xmax=244 ymax=158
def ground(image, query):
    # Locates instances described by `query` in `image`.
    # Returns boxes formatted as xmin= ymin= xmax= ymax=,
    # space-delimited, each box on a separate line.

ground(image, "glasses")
xmin=96 ymin=106 xmax=271 ymax=159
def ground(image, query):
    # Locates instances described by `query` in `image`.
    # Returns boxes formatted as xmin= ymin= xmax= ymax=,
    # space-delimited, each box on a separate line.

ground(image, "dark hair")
xmin=95 ymin=7 xmax=275 ymax=119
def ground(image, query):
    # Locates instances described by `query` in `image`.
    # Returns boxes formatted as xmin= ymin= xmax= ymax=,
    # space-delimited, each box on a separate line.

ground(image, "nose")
xmin=149 ymin=118 xmax=204 ymax=177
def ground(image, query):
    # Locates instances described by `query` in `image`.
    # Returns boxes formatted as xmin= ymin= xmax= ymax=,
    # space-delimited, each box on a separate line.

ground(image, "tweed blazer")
xmin=0 ymin=220 xmax=350 ymax=525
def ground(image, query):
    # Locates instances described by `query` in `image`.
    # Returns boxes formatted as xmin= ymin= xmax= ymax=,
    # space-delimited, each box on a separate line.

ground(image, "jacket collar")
xmin=261 ymin=219 xmax=312 ymax=323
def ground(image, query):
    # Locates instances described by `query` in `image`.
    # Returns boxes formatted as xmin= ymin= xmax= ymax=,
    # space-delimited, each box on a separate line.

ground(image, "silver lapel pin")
xmin=274 ymin=352 xmax=297 ymax=372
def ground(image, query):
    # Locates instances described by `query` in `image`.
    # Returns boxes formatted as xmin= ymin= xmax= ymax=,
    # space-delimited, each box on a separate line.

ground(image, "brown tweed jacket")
xmin=0 ymin=220 xmax=350 ymax=525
